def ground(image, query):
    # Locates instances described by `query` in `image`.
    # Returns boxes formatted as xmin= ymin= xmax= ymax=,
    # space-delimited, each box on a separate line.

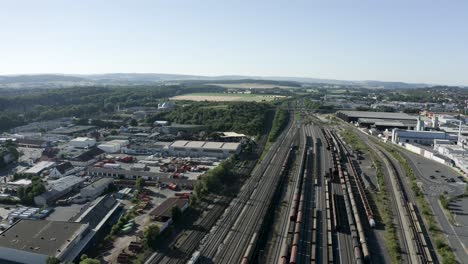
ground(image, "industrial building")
xmin=97 ymin=139 xmax=129 ymax=153
xmin=49 ymin=162 xmax=79 ymax=178
xmin=50 ymin=125 xmax=96 ymax=136
xmin=357 ymin=118 xmax=417 ymax=130
xmin=168 ymin=140 xmax=241 ymax=158
xmin=23 ymin=161 xmax=56 ymax=175
xmin=435 ymin=143 xmax=468 ymax=174
xmin=336 ymin=110 xmax=417 ymax=123
xmin=69 ymin=137 xmax=96 ymax=148
xmin=149 ymin=197 xmax=188 ymax=232
xmin=34 ymin=176 xmax=86 ymax=206
xmin=219 ymin=132 xmax=247 ymax=142
xmin=87 ymin=167 xmax=170 ymax=181
xmin=80 ymin=178 xmax=114 ymax=199
xmin=0 ymin=219 xmax=89 ymax=264
xmin=122 ymin=141 xmax=171 ymax=155
xmin=391 ymin=129 xmax=458 ymax=146
xmin=70 ymin=147 xmax=105 ymax=166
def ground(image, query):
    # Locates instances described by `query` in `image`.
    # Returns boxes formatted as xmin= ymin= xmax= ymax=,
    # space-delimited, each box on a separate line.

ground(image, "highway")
xmin=196 ymin=114 xmax=297 ymax=264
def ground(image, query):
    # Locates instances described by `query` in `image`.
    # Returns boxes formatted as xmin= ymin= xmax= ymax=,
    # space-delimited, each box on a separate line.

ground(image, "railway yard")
xmin=144 ymin=111 xmax=465 ymax=264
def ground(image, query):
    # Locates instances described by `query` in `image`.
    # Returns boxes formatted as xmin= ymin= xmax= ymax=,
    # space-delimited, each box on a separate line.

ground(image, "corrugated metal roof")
xmin=338 ymin=110 xmax=417 ymax=120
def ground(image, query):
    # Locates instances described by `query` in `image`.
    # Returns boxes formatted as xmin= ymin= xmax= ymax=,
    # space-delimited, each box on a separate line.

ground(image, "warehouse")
xmin=23 ymin=161 xmax=56 ymax=175
xmin=70 ymin=147 xmax=105 ymax=166
xmin=357 ymin=118 xmax=417 ymax=130
xmin=34 ymin=176 xmax=86 ymax=206
xmin=168 ymin=140 xmax=241 ymax=159
xmin=97 ymin=139 xmax=129 ymax=153
xmin=336 ymin=110 xmax=417 ymax=123
xmin=87 ymin=167 xmax=170 ymax=181
xmin=80 ymin=178 xmax=114 ymax=199
xmin=69 ymin=137 xmax=96 ymax=148
xmin=0 ymin=219 xmax=89 ymax=264
xmin=149 ymin=197 xmax=189 ymax=232
xmin=51 ymin=125 xmax=96 ymax=136
xmin=391 ymin=129 xmax=458 ymax=146
xmin=49 ymin=162 xmax=79 ymax=178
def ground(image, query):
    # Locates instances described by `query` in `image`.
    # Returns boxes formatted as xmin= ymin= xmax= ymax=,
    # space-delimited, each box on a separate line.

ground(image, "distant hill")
xmin=0 ymin=73 xmax=434 ymax=89
xmin=0 ymin=74 xmax=87 ymax=83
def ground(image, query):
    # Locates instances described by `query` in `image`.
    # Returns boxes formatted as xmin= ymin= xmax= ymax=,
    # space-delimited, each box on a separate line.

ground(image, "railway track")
xmin=377 ymin=147 xmax=435 ymax=264
xmin=196 ymin=113 xmax=297 ymax=264
xmin=145 ymin=196 xmax=228 ymax=264
xmin=270 ymin=126 xmax=306 ymax=264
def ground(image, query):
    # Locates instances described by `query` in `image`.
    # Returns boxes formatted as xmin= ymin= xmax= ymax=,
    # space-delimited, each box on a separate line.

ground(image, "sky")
xmin=0 ymin=0 xmax=467 ymax=85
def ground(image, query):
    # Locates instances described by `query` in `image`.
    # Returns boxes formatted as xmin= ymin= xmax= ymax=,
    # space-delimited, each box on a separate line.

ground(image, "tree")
xmin=143 ymin=224 xmax=160 ymax=250
xmin=171 ymin=206 xmax=182 ymax=224
xmin=18 ymin=176 xmax=46 ymax=204
xmin=135 ymin=177 xmax=145 ymax=191
xmin=17 ymin=186 xmax=25 ymax=201
xmin=129 ymin=119 xmax=138 ymax=126
xmin=46 ymin=256 xmax=59 ymax=264
xmin=80 ymin=258 xmax=100 ymax=264
xmin=79 ymin=255 xmax=100 ymax=264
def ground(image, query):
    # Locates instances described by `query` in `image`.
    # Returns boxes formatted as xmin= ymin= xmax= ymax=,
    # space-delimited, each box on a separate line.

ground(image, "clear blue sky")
xmin=1 ymin=0 xmax=467 ymax=85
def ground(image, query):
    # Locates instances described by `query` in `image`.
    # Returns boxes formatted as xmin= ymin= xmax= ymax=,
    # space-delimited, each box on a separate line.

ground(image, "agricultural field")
xmin=207 ymin=83 xmax=298 ymax=89
xmin=170 ymin=92 xmax=286 ymax=102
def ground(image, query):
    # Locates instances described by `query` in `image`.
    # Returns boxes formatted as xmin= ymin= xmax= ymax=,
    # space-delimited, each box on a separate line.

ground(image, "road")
xmin=401 ymin=149 xmax=468 ymax=262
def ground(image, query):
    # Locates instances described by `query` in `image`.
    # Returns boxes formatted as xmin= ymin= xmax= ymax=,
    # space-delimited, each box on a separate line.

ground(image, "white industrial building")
xmin=98 ymin=139 xmax=129 ymax=153
xmin=69 ymin=137 xmax=96 ymax=148
xmin=23 ymin=161 xmax=56 ymax=175
xmin=80 ymin=178 xmax=114 ymax=199
xmin=168 ymin=140 xmax=241 ymax=158
xmin=392 ymin=129 xmax=458 ymax=146
xmin=437 ymin=115 xmax=460 ymax=125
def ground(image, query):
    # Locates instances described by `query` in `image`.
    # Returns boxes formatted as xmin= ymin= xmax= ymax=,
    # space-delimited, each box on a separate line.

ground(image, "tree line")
xmin=0 ymin=84 xmax=224 ymax=132
xmin=148 ymin=101 xmax=270 ymax=136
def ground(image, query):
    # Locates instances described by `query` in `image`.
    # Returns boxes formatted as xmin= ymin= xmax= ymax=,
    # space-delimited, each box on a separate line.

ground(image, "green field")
xmin=170 ymin=92 xmax=286 ymax=102
xmin=207 ymin=83 xmax=298 ymax=89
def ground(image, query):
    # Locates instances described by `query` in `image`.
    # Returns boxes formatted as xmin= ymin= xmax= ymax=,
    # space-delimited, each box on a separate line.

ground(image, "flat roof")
xmin=338 ymin=110 xmax=417 ymax=120
xmin=222 ymin=142 xmax=241 ymax=150
xmin=203 ymin=142 xmax=223 ymax=149
xmin=186 ymin=141 xmax=205 ymax=148
xmin=87 ymin=167 xmax=170 ymax=178
xmin=220 ymin=132 xmax=246 ymax=138
xmin=70 ymin=137 xmax=94 ymax=142
xmin=0 ymin=219 xmax=87 ymax=256
xmin=171 ymin=141 xmax=189 ymax=147
xmin=395 ymin=130 xmax=457 ymax=139
xmin=358 ymin=118 xmax=416 ymax=124
xmin=49 ymin=176 xmax=85 ymax=192
xmin=8 ymin=179 xmax=32 ymax=186
xmin=24 ymin=161 xmax=56 ymax=174
xmin=170 ymin=141 xmax=240 ymax=151
xmin=374 ymin=121 xmax=407 ymax=127
xmin=81 ymin=178 xmax=113 ymax=192
xmin=51 ymin=125 xmax=96 ymax=135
